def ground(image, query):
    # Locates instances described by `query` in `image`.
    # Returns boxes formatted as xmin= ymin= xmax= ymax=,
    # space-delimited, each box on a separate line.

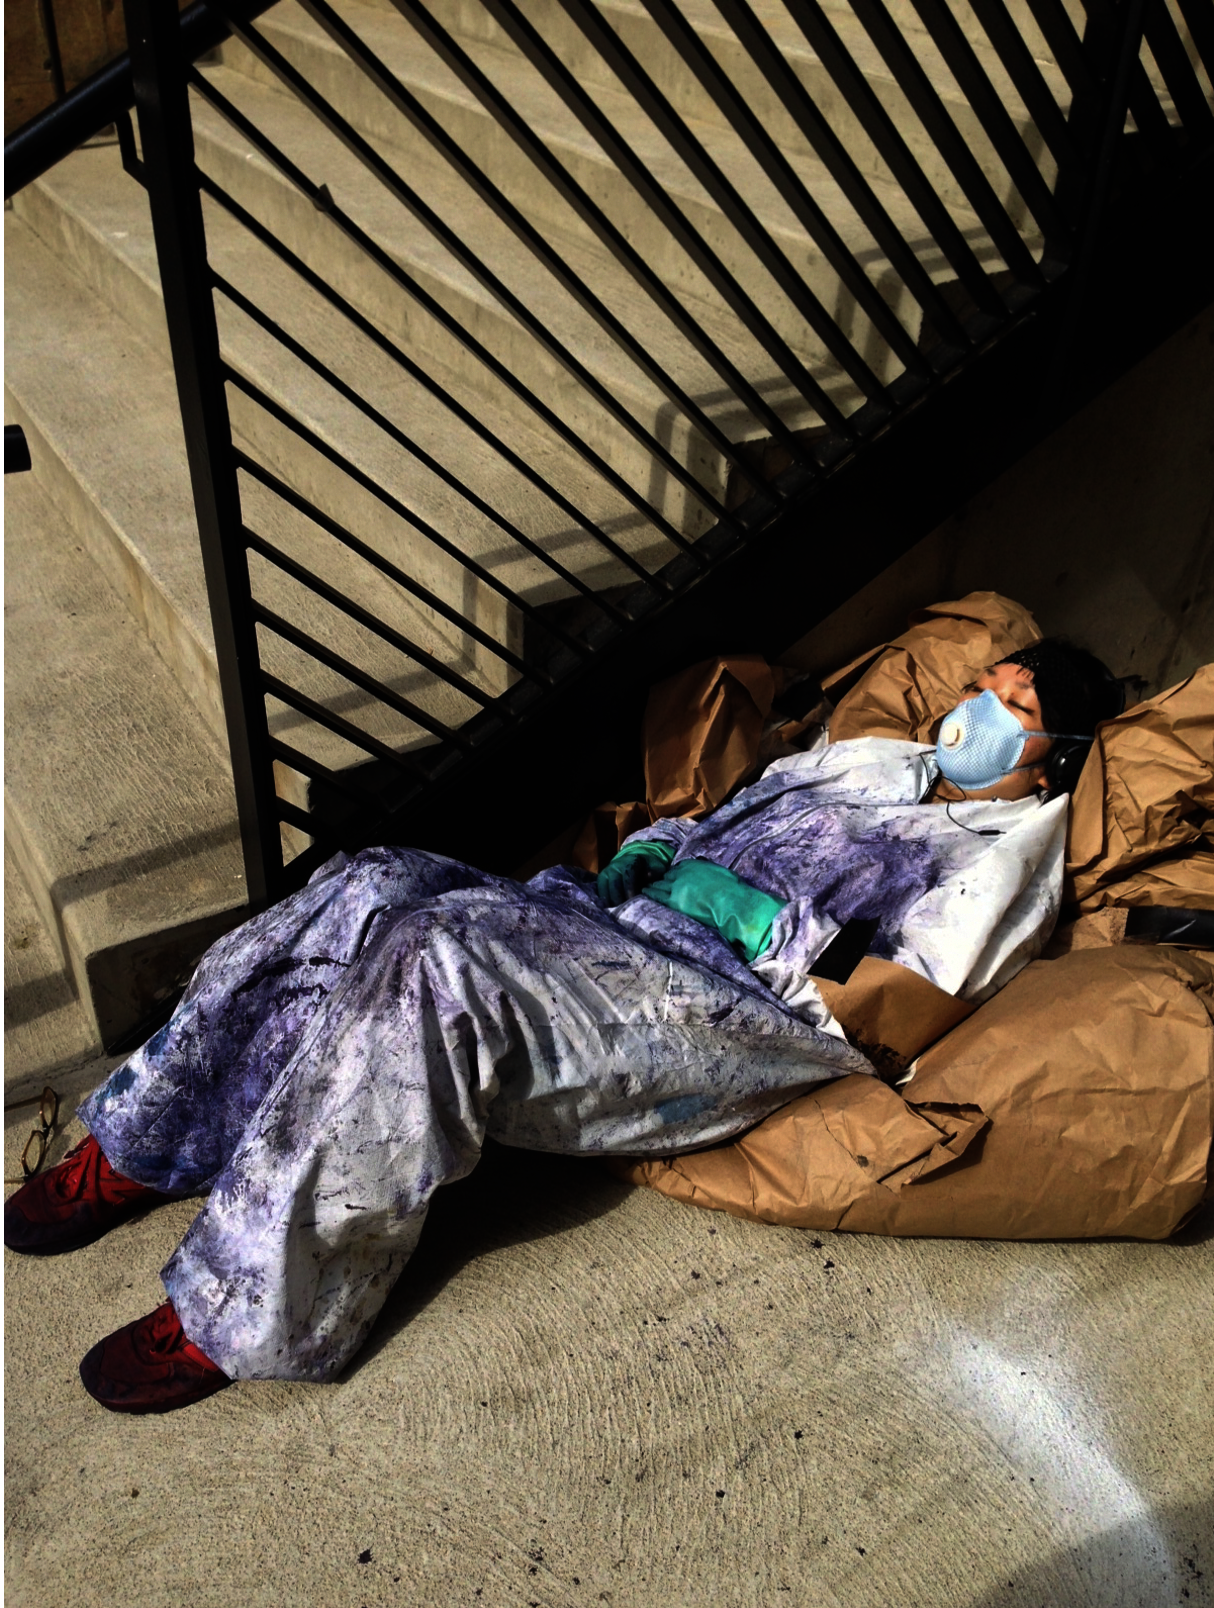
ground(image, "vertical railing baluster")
xmin=36 ymin=0 xmax=67 ymax=100
xmin=1037 ymin=0 xmax=1150 ymax=423
xmin=124 ymin=0 xmax=282 ymax=906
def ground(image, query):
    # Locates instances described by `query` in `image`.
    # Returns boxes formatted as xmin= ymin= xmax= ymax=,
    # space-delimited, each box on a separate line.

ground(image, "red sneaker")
xmin=79 ymin=1300 xmax=231 ymax=1413
xmin=4 ymin=1133 xmax=172 ymax=1255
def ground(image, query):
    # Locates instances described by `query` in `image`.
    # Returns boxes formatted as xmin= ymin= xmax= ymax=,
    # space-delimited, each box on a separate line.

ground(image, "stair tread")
xmin=237 ymin=0 xmax=999 ymax=268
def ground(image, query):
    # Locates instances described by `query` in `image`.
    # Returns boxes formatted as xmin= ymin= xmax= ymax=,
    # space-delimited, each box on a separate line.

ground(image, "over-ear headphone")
xmin=1040 ymin=666 xmax=1132 ymax=797
xmin=1042 ymin=738 xmax=1094 ymax=797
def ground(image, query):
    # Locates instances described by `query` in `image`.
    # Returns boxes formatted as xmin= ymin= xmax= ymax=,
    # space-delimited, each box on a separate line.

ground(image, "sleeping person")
xmin=5 ymin=639 xmax=1121 ymax=1413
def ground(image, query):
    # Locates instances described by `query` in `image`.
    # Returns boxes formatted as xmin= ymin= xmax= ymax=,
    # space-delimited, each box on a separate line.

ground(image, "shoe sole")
xmin=77 ymin=1368 xmax=232 ymax=1413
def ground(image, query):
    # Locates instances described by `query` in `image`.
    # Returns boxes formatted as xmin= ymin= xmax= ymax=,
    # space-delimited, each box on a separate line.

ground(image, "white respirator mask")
xmin=935 ymin=688 xmax=1081 ymax=791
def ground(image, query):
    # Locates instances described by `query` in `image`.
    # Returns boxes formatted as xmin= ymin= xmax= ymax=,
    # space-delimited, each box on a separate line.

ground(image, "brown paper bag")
xmin=824 ymin=591 xmax=1041 ymax=743
xmin=618 ymin=945 xmax=1214 ymax=1241
xmin=568 ymin=655 xmax=781 ymax=872
xmin=1065 ymin=665 xmax=1214 ymax=912
xmin=642 ymin=654 xmax=780 ymax=819
xmin=814 ymin=956 xmax=978 ymax=1075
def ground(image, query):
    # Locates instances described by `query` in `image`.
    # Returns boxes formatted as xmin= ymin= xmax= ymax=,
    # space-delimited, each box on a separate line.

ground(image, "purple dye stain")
xmin=683 ymin=792 xmax=942 ymax=958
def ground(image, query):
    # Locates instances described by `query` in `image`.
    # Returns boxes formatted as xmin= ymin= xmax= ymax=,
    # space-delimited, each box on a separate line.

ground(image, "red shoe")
xmin=79 ymin=1300 xmax=231 ymax=1414
xmin=4 ymin=1133 xmax=172 ymax=1255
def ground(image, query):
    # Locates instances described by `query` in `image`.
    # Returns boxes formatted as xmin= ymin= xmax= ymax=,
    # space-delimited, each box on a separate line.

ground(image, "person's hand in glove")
xmin=595 ymin=839 xmax=675 ymax=905
xmin=642 ymin=858 xmax=785 ymax=962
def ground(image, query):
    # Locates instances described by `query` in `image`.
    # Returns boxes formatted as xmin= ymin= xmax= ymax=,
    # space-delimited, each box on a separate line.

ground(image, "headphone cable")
xmin=944 ymin=798 xmax=1003 ymax=838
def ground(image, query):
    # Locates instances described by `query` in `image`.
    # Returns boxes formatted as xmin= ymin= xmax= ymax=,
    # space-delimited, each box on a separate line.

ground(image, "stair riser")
xmin=217 ymin=27 xmax=940 ymax=393
xmin=5 ymin=806 xmax=244 ymax=1048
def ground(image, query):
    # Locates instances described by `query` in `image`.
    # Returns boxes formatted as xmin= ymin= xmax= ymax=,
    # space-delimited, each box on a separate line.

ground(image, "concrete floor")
xmin=5 ymin=1037 xmax=1212 ymax=1608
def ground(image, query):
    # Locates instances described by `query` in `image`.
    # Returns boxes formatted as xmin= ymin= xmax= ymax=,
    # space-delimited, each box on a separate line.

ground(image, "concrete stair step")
xmin=5 ymin=213 xmax=230 ymax=747
xmin=189 ymin=53 xmax=875 ymax=459
xmin=212 ymin=2 xmax=1009 ymax=392
xmin=14 ymin=127 xmax=718 ymax=603
xmin=371 ymin=0 xmax=1066 ymax=230
xmin=3 ymin=212 xmax=515 ymax=814
xmin=2 ymin=470 xmax=248 ymax=1048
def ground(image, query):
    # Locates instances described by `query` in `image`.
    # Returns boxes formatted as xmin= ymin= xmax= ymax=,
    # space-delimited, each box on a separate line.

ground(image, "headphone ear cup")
xmin=1045 ymin=739 xmax=1092 ymax=795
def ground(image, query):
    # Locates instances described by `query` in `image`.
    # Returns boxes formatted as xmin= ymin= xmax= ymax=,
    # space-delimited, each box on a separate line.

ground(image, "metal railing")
xmin=8 ymin=0 xmax=1214 ymax=904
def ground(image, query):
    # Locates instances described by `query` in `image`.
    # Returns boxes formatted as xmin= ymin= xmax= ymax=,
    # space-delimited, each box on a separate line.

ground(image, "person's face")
xmin=933 ymin=662 xmax=1053 ymax=803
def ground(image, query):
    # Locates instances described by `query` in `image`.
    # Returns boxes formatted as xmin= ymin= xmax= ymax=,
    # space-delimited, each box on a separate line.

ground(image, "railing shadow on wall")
xmin=6 ymin=0 xmax=1214 ymax=912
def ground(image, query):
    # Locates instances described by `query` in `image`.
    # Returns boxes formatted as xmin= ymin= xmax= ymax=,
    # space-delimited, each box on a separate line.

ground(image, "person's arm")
xmin=642 ymin=858 xmax=786 ymax=962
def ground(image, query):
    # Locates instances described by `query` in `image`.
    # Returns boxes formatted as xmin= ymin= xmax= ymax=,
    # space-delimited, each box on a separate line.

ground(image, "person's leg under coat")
xmin=158 ymin=872 xmax=869 ymax=1383
xmin=79 ymin=847 xmax=499 ymax=1193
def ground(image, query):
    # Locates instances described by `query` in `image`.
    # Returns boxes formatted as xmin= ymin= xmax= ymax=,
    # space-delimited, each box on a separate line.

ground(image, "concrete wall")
xmin=783 ymin=304 xmax=1214 ymax=695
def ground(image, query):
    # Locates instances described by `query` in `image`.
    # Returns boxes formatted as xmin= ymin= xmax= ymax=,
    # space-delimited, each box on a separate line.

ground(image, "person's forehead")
xmin=986 ymin=661 xmax=1039 ymax=689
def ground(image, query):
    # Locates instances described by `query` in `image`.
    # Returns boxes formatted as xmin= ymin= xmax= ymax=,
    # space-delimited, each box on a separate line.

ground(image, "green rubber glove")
xmin=642 ymin=858 xmax=785 ymax=962
xmin=596 ymin=839 xmax=675 ymax=905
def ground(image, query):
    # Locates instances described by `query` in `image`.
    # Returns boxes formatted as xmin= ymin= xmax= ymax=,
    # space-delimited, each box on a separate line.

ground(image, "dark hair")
xmin=995 ymin=638 xmax=1123 ymax=738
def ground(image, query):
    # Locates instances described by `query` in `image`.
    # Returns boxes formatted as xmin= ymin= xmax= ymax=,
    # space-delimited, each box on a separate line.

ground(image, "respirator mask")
xmin=935 ymin=688 xmax=1084 ymax=791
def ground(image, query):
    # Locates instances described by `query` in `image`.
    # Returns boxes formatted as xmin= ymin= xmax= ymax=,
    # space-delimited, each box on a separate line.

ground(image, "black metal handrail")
xmin=3 ymin=0 xmax=277 ymax=198
xmin=11 ymin=0 xmax=1214 ymax=908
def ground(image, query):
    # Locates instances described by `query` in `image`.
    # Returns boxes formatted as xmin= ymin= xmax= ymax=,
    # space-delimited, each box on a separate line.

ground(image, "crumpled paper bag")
xmin=643 ymin=654 xmax=780 ymax=819
xmin=1065 ymin=664 xmax=1214 ymax=912
xmin=824 ymin=591 xmax=1041 ymax=743
xmin=569 ymin=655 xmax=781 ymax=872
xmin=617 ymin=944 xmax=1214 ymax=1240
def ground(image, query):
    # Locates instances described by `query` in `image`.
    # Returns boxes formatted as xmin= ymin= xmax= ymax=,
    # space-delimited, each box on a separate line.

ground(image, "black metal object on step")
xmin=5 ymin=426 xmax=32 ymax=475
